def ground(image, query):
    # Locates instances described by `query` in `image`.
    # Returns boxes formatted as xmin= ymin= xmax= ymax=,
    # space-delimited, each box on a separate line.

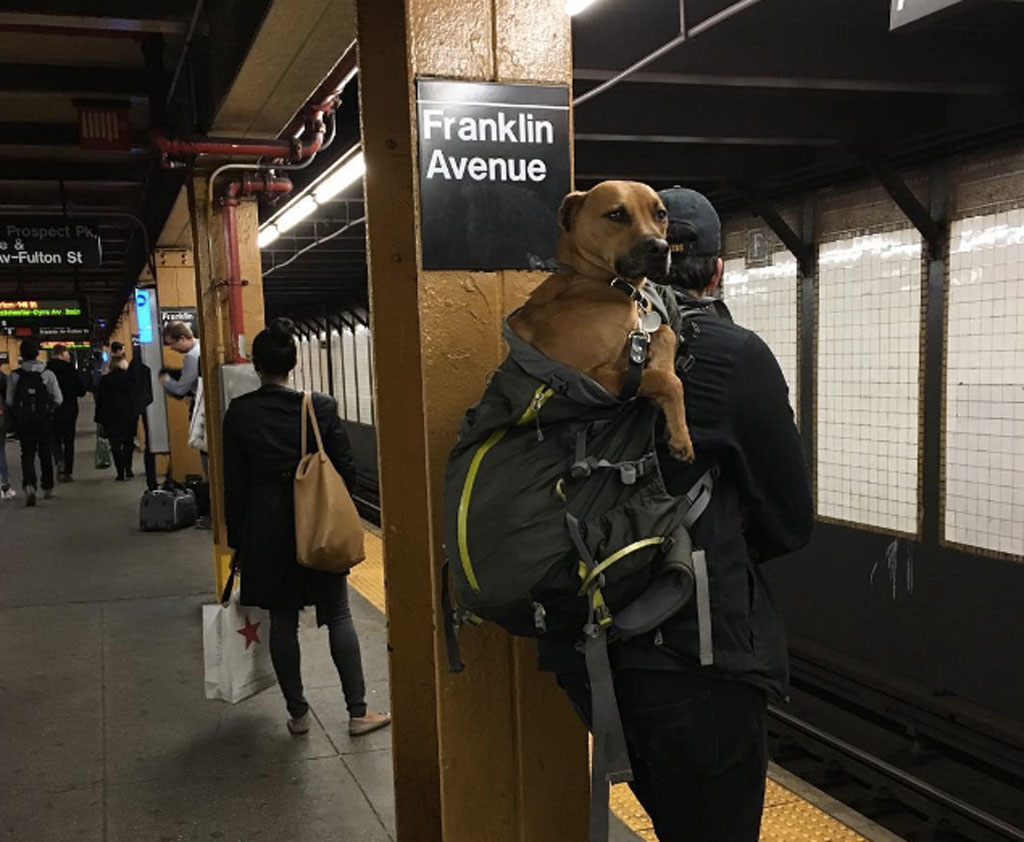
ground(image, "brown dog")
xmin=509 ymin=180 xmax=694 ymax=461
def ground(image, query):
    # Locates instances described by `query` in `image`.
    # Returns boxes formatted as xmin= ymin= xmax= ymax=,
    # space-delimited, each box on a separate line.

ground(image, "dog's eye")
xmin=655 ymin=208 xmax=668 ymax=221
xmin=605 ymin=208 xmax=628 ymax=223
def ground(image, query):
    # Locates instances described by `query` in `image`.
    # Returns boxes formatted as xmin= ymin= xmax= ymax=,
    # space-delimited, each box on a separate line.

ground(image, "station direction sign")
xmin=159 ymin=306 xmax=199 ymax=339
xmin=0 ymin=298 xmax=89 ymax=330
xmin=0 ymin=218 xmax=102 ymax=270
xmin=416 ymin=79 xmax=571 ymax=271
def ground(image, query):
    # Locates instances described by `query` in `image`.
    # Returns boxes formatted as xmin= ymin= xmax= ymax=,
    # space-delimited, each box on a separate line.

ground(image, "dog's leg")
xmin=639 ymin=325 xmax=694 ymax=462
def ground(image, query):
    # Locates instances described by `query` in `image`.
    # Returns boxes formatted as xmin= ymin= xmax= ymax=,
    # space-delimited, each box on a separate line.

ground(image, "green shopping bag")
xmin=95 ymin=427 xmax=112 ymax=470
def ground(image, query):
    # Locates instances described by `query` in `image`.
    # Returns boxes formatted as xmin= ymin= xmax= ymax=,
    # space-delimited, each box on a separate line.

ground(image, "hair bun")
xmin=267 ymin=317 xmax=295 ymax=343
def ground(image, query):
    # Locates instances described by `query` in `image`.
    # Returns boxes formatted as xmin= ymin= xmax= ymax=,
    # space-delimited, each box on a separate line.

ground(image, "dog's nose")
xmin=646 ymin=238 xmax=668 ymax=258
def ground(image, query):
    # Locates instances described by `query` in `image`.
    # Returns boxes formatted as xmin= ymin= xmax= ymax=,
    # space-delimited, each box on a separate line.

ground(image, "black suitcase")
xmin=183 ymin=474 xmax=211 ymax=519
xmin=140 ymin=487 xmax=198 ymax=532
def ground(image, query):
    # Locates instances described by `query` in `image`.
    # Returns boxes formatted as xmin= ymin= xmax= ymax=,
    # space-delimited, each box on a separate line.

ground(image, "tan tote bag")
xmin=294 ymin=392 xmax=365 ymax=572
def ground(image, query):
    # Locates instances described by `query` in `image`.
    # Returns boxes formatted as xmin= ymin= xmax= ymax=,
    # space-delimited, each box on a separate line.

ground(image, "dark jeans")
xmin=558 ymin=669 xmax=768 ymax=842
xmin=109 ymin=436 xmax=134 ymax=478
xmin=51 ymin=405 xmax=78 ymax=475
xmin=19 ymin=425 xmax=54 ymax=491
xmin=269 ymin=581 xmax=368 ymax=720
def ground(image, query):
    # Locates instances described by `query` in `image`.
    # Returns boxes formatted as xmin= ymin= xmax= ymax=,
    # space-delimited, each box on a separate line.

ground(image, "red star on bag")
xmin=236 ymin=615 xmax=262 ymax=650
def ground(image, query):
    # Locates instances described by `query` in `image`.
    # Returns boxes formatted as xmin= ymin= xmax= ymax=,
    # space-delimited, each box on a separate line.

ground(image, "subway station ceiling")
xmin=1 ymin=0 xmax=1023 ymax=334
xmin=264 ymin=0 xmax=1024 ymax=324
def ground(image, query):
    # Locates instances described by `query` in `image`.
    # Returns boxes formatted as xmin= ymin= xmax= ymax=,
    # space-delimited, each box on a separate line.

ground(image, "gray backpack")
xmin=442 ymin=298 xmax=716 ymax=841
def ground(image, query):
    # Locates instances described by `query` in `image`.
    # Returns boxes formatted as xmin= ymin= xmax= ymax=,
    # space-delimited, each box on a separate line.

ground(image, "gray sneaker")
xmin=287 ymin=711 xmax=312 ymax=735
xmin=0 ymin=485 xmax=14 ymax=501
xmin=43 ymin=488 xmax=54 ymax=500
xmin=25 ymin=486 xmax=36 ymax=508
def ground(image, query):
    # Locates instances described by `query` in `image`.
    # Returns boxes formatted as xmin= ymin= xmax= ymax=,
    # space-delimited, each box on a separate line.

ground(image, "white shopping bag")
xmin=203 ymin=568 xmax=275 ymax=703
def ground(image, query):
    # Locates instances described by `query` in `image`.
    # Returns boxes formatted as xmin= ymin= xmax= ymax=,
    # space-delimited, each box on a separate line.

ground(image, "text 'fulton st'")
xmin=421 ymin=108 xmax=556 ymax=183
xmin=0 ymin=250 xmax=91 ymax=266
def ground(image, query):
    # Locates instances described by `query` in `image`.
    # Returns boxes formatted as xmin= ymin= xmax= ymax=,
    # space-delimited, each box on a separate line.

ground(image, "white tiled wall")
xmin=722 ymin=252 xmax=799 ymax=412
xmin=945 ymin=209 xmax=1024 ymax=557
xmin=354 ymin=325 xmax=374 ymax=424
xmin=310 ymin=334 xmax=323 ymax=392
xmin=816 ymin=228 xmax=922 ymax=533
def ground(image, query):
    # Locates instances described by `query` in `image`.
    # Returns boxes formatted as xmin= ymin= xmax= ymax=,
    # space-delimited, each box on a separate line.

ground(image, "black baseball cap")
xmin=658 ymin=186 xmax=721 ymax=257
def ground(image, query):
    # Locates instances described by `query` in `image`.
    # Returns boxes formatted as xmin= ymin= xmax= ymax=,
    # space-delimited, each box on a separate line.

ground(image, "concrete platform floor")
xmin=0 ymin=408 xmax=641 ymax=842
xmin=1 ymin=413 xmax=394 ymax=842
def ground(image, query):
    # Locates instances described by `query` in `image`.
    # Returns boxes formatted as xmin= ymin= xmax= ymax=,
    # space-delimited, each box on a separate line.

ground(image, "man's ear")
xmin=558 ymin=190 xmax=588 ymax=233
xmin=707 ymin=257 xmax=724 ymax=295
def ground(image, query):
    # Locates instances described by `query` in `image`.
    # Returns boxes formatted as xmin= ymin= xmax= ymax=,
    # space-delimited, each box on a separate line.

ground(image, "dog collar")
xmin=609 ymin=277 xmax=646 ymax=305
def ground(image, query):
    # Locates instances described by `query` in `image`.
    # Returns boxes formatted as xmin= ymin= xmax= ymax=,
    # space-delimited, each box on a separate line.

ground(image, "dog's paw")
xmin=668 ymin=437 xmax=695 ymax=463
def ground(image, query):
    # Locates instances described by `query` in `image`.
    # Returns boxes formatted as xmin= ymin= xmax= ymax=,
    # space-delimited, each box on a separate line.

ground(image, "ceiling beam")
xmin=0 ymin=123 xmax=150 ymax=150
xmin=576 ymin=132 xmax=838 ymax=148
xmin=572 ymin=68 xmax=1008 ymax=97
xmin=0 ymin=63 xmax=151 ymax=96
xmin=0 ymin=12 xmax=187 ymax=36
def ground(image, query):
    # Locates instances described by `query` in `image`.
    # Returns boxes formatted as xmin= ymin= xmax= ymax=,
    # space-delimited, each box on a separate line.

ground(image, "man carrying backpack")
xmin=6 ymin=338 xmax=63 ymax=507
xmin=540 ymin=188 xmax=813 ymax=842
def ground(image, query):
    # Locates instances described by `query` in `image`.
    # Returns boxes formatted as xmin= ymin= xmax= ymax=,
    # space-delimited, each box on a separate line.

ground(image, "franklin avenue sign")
xmin=0 ymin=219 xmax=102 ymax=270
xmin=416 ymin=79 xmax=570 ymax=271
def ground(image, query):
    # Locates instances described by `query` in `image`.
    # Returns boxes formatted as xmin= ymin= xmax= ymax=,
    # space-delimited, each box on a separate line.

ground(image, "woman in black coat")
xmin=222 ymin=318 xmax=389 ymax=738
xmin=94 ymin=359 xmax=137 ymax=480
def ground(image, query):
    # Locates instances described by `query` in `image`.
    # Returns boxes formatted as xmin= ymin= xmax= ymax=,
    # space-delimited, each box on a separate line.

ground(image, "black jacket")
xmin=539 ymin=289 xmax=813 ymax=700
xmin=222 ymin=385 xmax=357 ymax=612
xmin=127 ymin=356 xmax=154 ymax=416
xmin=47 ymin=358 xmax=86 ymax=415
xmin=94 ymin=367 xmax=137 ymax=440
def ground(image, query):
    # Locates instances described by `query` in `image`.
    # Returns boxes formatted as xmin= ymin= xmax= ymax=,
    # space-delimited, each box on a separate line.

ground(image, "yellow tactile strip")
xmin=353 ymin=531 xmax=871 ymax=842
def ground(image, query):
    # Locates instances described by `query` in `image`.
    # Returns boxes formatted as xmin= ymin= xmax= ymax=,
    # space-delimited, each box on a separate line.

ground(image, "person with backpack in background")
xmin=6 ymin=338 xmax=63 ymax=507
xmin=0 ymin=360 xmax=14 ymax=501
xmin=47 ymin=344 xmax=87 ymax=483
xmin=538 ymin=188 xmax=813 ymax=842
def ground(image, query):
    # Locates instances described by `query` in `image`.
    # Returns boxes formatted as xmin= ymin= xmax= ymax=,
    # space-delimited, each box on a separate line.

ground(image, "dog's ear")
xmin=558 ymin=191 xmax=588 ymax=233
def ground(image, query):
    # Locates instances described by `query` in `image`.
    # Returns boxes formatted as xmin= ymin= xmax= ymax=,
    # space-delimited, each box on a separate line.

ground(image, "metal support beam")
xmin=573 ymin=0 xmax=766 ymax=106
xmin=858 ymin=149 xmax=944 ymax=253
xmin=920 ymin=165 xmax=948 ymax=546
xmin=739 ymin=188 xmax=815 ymax=276
xmin=798 ymin=199 xmax=816 ymax=473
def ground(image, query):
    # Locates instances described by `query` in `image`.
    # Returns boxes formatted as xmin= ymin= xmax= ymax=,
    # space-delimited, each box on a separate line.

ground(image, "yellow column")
xmin=358 ymin=2 xmax=587 ymax=841
xmin=188 ymin=175 xmax=266 ymax=595
xmin=154 ymin=248 xmax=204 ymax=482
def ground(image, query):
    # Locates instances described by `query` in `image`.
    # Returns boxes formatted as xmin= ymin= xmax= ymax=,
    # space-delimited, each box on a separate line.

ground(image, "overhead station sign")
xmin=0 ymin=219 xmax=102 ymax=270
xmin=0 ymin=299 xmax=86 ymax=322
xmin=890 ymin=0 xmax=965 ymax=29
xmin=0 ymin=299 xmax=89 ymax=335
xmin=416 ymin=79 xmax=571 ymax=271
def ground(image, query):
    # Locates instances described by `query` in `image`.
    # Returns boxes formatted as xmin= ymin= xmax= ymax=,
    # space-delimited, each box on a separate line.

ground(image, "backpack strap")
xmin=566 ymin=511 xmax=634 ymax=842
xmin=439 ymin=561 xmax=465 ymax=673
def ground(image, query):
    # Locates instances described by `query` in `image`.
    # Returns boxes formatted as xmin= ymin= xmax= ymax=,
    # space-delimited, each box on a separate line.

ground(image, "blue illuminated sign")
xmin=135 ymin=289 xmax=154 ymax=344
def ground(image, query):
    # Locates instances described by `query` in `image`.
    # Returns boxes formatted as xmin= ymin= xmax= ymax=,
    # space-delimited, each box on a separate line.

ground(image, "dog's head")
xmin=556 ymin=181 xmax=670 ymax=282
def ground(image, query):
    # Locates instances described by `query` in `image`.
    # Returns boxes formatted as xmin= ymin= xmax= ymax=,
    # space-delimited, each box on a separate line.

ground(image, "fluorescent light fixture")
xmin=276 ymin=196 xmax=317 ymax=233
xmin=566 ymin=0 xmax=599 ymax=14
xmin=257 ymin=224 xmax=280 ymax=248
xmin=313 ymin=153 xmax=365 ymax=203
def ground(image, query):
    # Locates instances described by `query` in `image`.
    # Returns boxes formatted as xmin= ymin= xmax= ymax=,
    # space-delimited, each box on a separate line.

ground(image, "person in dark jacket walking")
xmin=94 ymin=356 xmax=137 ymax=481
xmin=222 ymin=318 xmax=390 ymax=738
xmin=542 ymin=187 xmax=814 ymax=842
xmin=7 ymin=338 xmax=63 ymax=506
xmin=47 ymin=344 xmax=87 ymax=483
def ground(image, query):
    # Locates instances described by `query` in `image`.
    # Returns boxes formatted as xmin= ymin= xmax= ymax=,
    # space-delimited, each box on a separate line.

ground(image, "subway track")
xmin=769 ymin=682 xmax=1024 ymax=842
